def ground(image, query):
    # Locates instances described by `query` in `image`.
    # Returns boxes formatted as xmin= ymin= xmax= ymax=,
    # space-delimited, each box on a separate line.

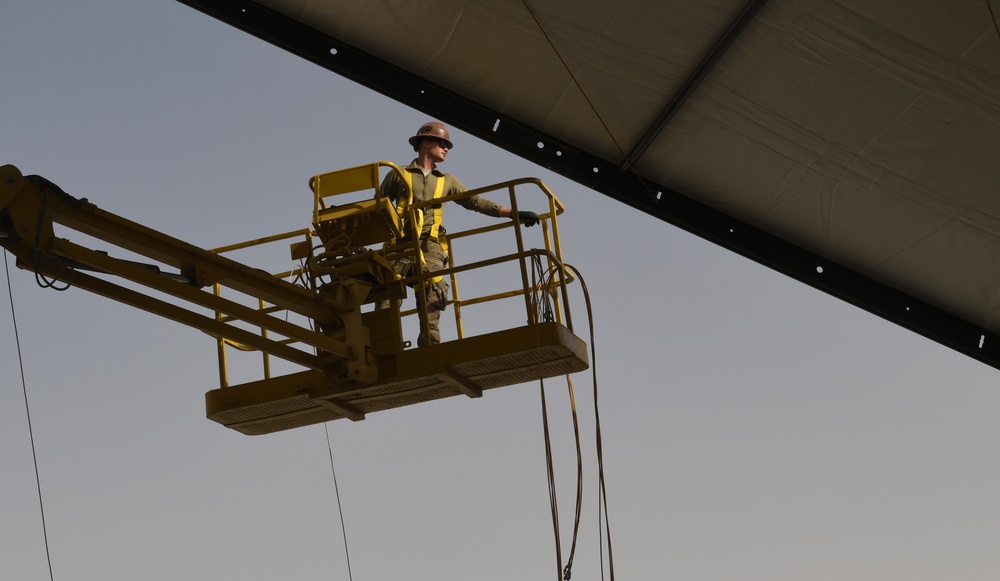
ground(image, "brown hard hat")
xmin=408 ymin=121 xmax=454 ymax=150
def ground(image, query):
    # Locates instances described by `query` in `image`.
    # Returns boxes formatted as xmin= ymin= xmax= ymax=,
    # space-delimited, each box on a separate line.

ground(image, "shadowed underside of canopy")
xmin=178 ymin=0 xmax=1000 ymax=370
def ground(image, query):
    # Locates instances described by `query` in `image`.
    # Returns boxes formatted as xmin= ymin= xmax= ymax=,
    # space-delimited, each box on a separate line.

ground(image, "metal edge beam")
xmin=173 ymin=0 xmax=1000 ymax=372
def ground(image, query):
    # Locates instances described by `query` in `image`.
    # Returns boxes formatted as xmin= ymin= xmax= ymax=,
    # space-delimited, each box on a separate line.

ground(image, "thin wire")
xmin=519 ymin=1 xmax=663 ymax=204
xmin=520 ymin=1 xmax=628 ymax=159
xmin=324 ymin=423 xmax=354 ymax=581
xmin=4 ymin=251 xmax=56 ymax=581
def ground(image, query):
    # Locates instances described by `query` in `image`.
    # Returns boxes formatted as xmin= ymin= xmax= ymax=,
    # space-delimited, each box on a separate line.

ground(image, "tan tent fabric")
xmin=203 ymin=0 xmax=1000 ymax=352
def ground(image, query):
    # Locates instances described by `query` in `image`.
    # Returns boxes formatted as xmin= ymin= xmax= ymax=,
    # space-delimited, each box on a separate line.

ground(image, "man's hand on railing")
xmin=515 ymin=210 xmax=540 ymax=227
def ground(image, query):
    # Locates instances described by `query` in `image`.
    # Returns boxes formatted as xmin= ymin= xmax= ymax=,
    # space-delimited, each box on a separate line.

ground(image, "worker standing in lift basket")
xmin=378 ymin=121 xmax=541 ymax=346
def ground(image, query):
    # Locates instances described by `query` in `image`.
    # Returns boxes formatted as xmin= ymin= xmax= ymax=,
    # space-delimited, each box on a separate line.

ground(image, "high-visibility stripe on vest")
xmin=398 ymin=170 xmax=449 ymax=283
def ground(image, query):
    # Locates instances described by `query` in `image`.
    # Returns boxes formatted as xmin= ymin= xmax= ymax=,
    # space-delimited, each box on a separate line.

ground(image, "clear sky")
xmin=3 ymin=2 xmax=999 ymax=580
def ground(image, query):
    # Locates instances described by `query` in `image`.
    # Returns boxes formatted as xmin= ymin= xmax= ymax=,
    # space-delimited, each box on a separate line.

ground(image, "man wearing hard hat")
xmin=379 ymin=121 xmax=540 ymax=346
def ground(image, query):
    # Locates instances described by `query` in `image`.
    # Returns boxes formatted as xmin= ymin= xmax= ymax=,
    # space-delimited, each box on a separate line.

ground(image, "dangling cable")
xmin=4 ymin=251 xmax=56 ymax=581
xmin=533 ymin=255 xmax=562 ymax=580
xmin=539 ymin=379 xmax=563 ymax=581
xmin=530 ymin=255 xmax=584 ymax=581
xmin=565 ymin=263 xmax=614 ymax=581
xmin=324 ymin=423 xmax=354 ymax=581
xmin=561 ymin=374 xmax=583 ymax=581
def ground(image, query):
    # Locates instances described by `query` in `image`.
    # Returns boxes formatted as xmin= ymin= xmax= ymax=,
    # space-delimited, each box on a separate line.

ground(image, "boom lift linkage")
xmin=0 ymin=162 xmax=588 ymax=434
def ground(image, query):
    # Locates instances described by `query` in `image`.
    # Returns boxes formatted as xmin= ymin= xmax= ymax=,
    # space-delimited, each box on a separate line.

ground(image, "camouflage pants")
xmin=378 ymin=237 xmax=449 ymax=346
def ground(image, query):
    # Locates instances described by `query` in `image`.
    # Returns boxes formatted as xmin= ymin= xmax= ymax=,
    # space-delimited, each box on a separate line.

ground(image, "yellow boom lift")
xmin=0 ymin=162 xmax=588 ymax=434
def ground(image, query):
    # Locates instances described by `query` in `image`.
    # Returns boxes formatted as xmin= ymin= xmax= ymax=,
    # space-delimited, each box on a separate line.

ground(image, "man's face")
xmin=423 ymin=137 xmax=450 ymax=163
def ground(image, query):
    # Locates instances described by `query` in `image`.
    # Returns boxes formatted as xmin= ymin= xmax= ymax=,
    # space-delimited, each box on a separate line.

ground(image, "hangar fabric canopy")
xmin=179 ymin=0 xmax=1000 ymax=370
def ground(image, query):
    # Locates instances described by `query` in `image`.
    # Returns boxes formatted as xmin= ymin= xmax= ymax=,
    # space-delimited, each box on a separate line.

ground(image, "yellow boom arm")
xmin=0 ymin=163 xmax=588 ymax=434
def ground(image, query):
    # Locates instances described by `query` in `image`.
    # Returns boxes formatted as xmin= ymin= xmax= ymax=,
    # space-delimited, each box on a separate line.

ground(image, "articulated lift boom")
xmin=0 ymin=162 xmax=588 ymax=434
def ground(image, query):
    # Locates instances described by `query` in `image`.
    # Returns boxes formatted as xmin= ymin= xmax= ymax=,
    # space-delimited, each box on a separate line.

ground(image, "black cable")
xmin=24 ymin=176 xmax=71 ymax=291
xmin=561 ymin=374 xmax=583 ymax=581
xmin=565 ymin=264 xmax=614 ymax=581
xmin=535 ymin=253 xmax=563 ymax=580
xmin=539 ymin=380 xmax=563 ymax=581
xmin=324 ymin=423 xmax=354 ymax=581
xmin=4 ymin=250 xmax=56 ymax=581
xmin=530 ymin=254 xmax=584 ymax=581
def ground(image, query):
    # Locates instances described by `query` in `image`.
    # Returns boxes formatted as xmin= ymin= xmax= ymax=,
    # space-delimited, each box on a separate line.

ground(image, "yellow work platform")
xmin=206 ymin=322 xmax=588 ymax=435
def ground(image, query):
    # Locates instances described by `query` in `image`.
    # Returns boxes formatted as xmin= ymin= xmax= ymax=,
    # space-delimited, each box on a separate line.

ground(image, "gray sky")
xmin=3 ymin=1 xmax=999 ymax=580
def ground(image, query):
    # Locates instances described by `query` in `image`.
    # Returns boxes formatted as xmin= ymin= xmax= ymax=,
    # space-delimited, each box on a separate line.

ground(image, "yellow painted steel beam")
xmin=47 ymin=238 xmax=356 ymax=359
xmin=24 ymin=180 xmax=338 ymax=325
xmin=29 ymin=259 xmax=325 ymax=371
